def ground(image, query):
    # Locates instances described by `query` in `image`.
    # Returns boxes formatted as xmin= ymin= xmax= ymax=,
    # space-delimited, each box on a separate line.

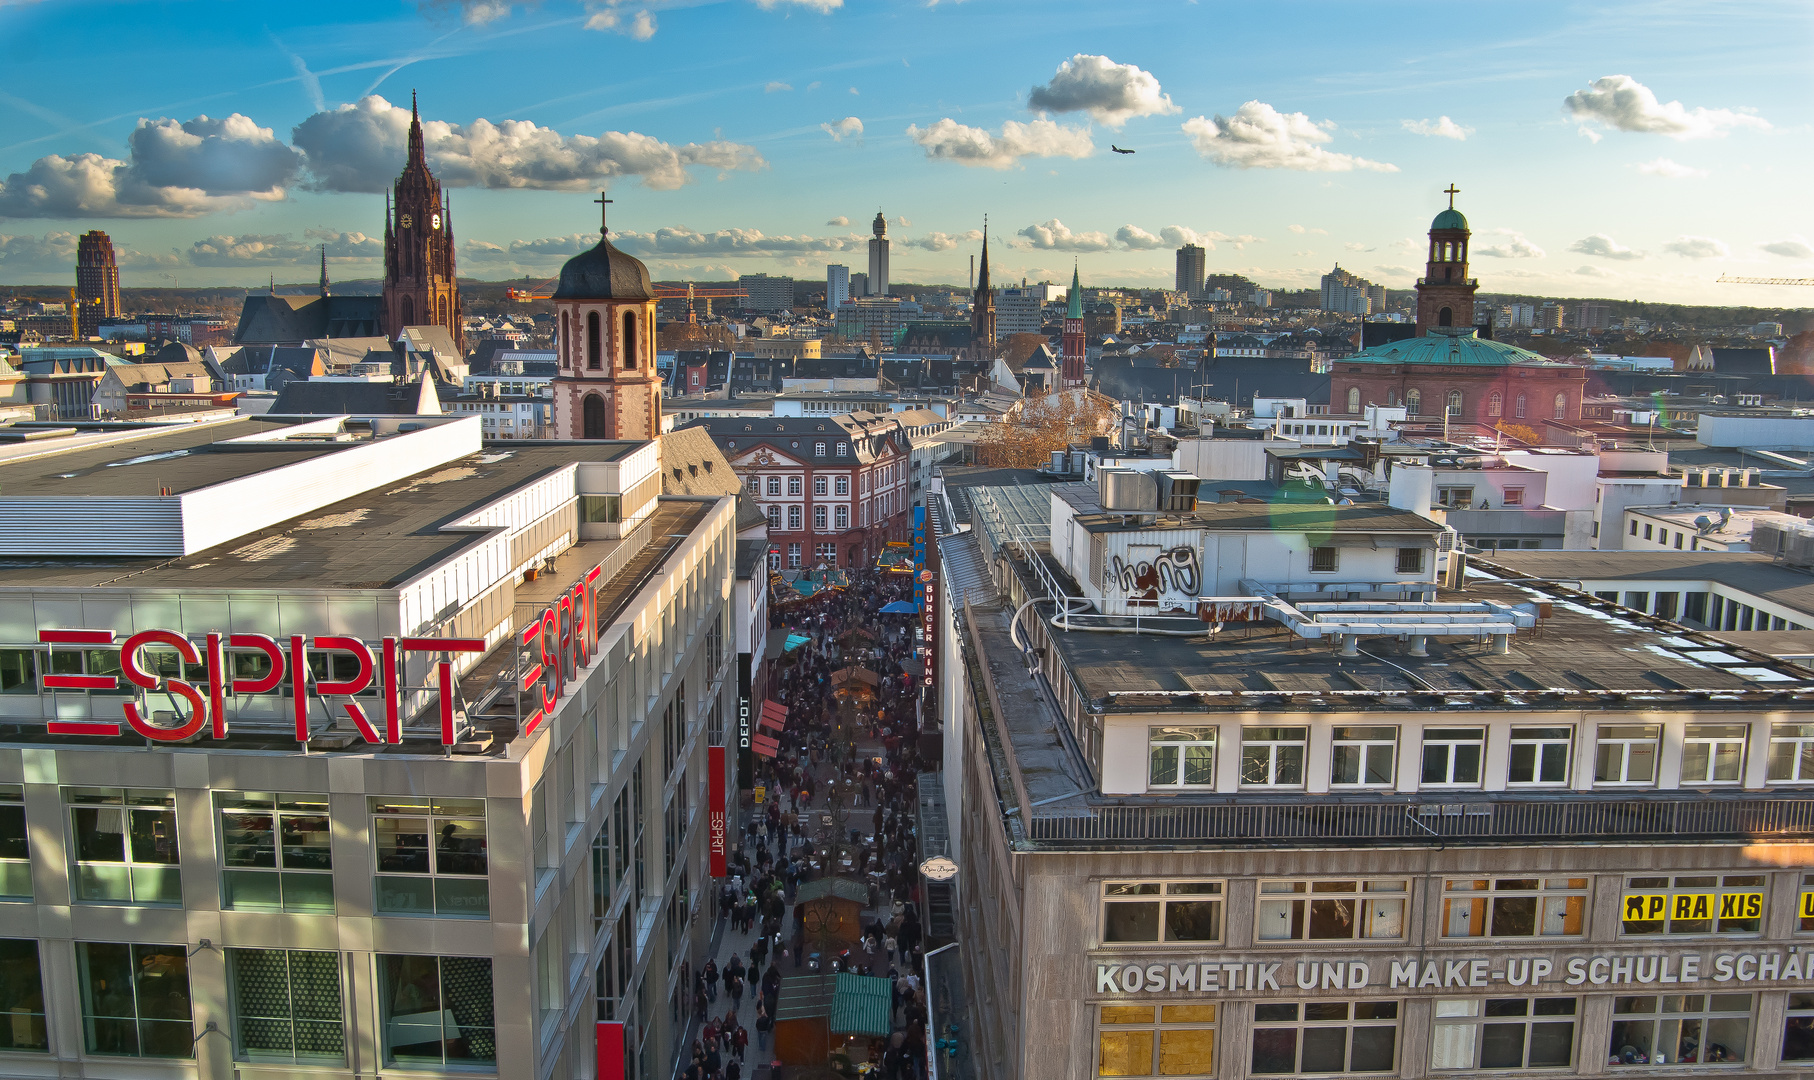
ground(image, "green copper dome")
xmin=1348 ymin=327 xmax=1570 ymax=367
xmin=1431 ymin=208 xmax=1469 ymax=232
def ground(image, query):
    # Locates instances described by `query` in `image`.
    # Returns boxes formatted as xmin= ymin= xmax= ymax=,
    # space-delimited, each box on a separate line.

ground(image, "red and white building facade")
xmin=690 ymin=412 xmax=912 ymax=570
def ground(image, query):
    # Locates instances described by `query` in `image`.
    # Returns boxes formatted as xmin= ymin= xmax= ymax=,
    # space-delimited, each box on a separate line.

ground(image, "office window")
xmin=378 ymin=955 xmax=496 ymax=1068
xmin=1502 ymin=486 xmax=1525 ymax=507
xmin=766 ymin=477 xmax=781 ymax=497
xmin=66 ymin=788 xmax=180 ymax=905
xmin=767 ymin=506 xmax=780 ymax=530
xmin=788 ymin=543 xmax=802 ymax=568
xmin=1437 ymin=486 xmax=1474 ymax=508
xmin=76 ymin=942 xmax=192 ymax=1058
xmin=1772 ymin=725 xmax=1814 ymax=783
xmin=218 ymin=792 xmax=333 ymax=913
xmin=0 ymin=649 xmax=34 ymax=694
xmin=1101 ymin=881 xmax=1224 ymax=944
xmin=1421 ymin=728 xmax=1485 ymax=786
xmin=1148 ymin=726 xmax=1216 ymax=788
xmin=228 ymin=948 xmax=343 ymax=1064
xmin=1310 ymin=547 xmax=1338 ymax=573
xmin=813 ymin=506 xmax=827 ymax=530
xmin=1331 ymin=726 xmax=1397 ymax=787
xmin=1241 ymin=727 xmax=1307 ymax=787
xmin=1682 ymin=724 xmax=1747 ymax=784
xmin=1442 ymin=878 xmax=1587 ymax=938
xmin=370 ymin=797 xmax=489 ymax=918
xmin=1644 ymin=523 xmax=1655 ymax=540
xmin=1395 ymin=548 xmax=1424 ymax=574
xmin=1258 ymin=880 xmax=1407 ymax=941
xmin=788 ymin=476 xmax=803 ymax=496
xmin=1783 ymin=993 xmax=1814 ymax=1062
xmin=1610 ymin=994 xmax=1750 ymax=1065
xmin=0 ymin=939 xmax=46 ymax=1051
xmin=1097 ymin=1004 xmax=1216 ymax=1077
xmin=1595 ymin=725 xmax=1660 ymax=784
xmin=1622 ymin=875 xmax=1764 ymax=935
xmin=835 ymin=476 xmax=850 ymax=496
xmin=0 ymin=785 xmax=26 ymax=899
xmin=1432 ymin=998 xmax=1576 ymax=1070
xmin=814 ymin=476 xmax=828 ymax=496
xmin=1509 ymin=727 xmax=1572 ymax=785
xmin=1630 ymin=520 xmax=1639 ymax=536
xmin=1252 ymin=1001 xmax=1398 ymax=1074
xmin=835 ymin=505 xmax=849 ymax=530
xmin=788 ymin=506 xmax=802 ymax=531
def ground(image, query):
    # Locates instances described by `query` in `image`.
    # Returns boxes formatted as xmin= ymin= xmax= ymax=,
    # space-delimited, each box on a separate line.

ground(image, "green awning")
xmin=830 ymin=973 xmax=894 ymax=1037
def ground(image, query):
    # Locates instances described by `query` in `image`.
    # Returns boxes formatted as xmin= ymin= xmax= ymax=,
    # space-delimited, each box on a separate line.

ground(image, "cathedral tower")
xmin=382 ymin=93 xmax=463 ymax=351
xmin=550 ymin=196 xmax=661 ymax=442
xmin=1062 ymin=262 xmax=1086 ymax=389
xmin=970 ymin=221 xmax=996 ymax=354
xmin=1414 ymin=184 xmax=1477 ymax=336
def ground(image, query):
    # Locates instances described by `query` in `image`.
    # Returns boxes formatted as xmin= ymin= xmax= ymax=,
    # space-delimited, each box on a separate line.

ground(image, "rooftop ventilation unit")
xmin=1154 ymin=471 xmax=1202 ymax=513
xmin=1099 ymin=468 xmax=1157 ymax=513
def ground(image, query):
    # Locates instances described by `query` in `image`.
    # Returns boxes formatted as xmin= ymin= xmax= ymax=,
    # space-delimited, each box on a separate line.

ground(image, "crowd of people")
xmin=680 ymin=566 xmax=934 ymax=1080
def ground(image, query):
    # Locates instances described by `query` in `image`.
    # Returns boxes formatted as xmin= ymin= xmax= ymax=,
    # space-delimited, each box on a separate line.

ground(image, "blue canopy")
xmin=783 ymin=634 xmax=812 ymax=652
xmin=879 ymin=600 xmax=918 ymax=614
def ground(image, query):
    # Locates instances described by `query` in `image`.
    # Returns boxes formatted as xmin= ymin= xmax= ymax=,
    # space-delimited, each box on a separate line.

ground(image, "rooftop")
xmin=1346 ymin=328 xmax=1577 ymax=368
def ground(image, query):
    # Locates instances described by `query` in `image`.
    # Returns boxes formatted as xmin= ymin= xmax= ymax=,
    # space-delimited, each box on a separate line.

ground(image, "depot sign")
xmin=1094 ymin=947 xmax=1814 ymax=998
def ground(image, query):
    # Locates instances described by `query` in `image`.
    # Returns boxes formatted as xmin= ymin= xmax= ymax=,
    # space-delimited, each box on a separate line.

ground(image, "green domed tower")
xmin=1416 ymin=184 xmax=1477 ymax=336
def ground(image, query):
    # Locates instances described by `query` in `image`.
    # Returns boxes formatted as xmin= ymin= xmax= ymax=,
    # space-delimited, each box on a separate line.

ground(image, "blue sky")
xmin=1 ymin=0 xmax=1808 ymax=304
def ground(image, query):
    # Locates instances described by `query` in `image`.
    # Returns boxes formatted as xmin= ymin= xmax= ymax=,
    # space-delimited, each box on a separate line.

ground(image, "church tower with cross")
xmin=382 ymin=92 xmax=463 ymax=351
xmin=1414 ymin=183 xmax=1477 ymax=336
xmin=549 ymin=194 xmax=662 ymax=441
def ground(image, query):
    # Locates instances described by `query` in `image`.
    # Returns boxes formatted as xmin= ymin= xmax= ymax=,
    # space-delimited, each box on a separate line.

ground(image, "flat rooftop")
xmin=0 ymin=417 xmax=327 ymax=497
xmin=1485 ymin=549 xmax=1814 ymax=619
xmin=0 ymin=440 xmax=644 ymax=592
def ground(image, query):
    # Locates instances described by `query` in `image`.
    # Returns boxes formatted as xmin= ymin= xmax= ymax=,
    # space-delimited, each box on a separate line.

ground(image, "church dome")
xmin=1431 ymin=207 xmax=1469 ymax=232
xmin=552 ymin=234 xmax=655 ymax=302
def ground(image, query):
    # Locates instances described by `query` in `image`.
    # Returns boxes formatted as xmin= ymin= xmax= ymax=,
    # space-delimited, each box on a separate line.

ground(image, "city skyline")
xmin=0 ymin=0 xmax=1807 ymax=304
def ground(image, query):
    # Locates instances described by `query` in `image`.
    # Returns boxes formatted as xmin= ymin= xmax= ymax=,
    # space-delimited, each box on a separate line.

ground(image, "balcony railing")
xmin=1025 ymin=792 xmax=1814 ymax=848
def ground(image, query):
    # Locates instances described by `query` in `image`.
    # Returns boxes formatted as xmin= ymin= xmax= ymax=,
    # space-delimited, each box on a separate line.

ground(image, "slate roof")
xmin=232 ymin=294 xmax=383 ymax=344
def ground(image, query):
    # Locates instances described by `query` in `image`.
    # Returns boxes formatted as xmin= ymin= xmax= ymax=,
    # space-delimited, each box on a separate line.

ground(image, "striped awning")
xmin=829 ymin=973 xmax=894 ymax=1037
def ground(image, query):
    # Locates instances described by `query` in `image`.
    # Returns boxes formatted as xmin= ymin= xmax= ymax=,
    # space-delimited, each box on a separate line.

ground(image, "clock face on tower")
xmin=399 ymin=213 xmax=413 ymax=229
xmin=432 ymin=213 xmax=442 ymax=230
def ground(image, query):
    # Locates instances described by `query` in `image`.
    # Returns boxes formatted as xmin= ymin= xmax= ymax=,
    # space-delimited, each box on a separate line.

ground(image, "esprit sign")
xmin=38 ymin=628 xmax=484 ymax=745
xmin=1094 ymin=948 xmax=1814 ymax=997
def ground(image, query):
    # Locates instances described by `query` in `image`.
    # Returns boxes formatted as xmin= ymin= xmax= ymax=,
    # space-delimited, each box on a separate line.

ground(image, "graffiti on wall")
xmin=1111 ymin=545 xmax=1201 ymax=612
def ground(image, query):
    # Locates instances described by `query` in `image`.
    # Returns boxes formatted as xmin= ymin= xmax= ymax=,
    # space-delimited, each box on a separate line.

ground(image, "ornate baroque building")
xmin=550 ymin=202 xmax=662 ymax=441
xmin=382 ymin=93 xmax=463 ymax=350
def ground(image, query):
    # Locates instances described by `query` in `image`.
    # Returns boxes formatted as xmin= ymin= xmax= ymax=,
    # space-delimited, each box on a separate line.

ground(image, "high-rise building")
xmin=737 ymin=273 xmax=795 ymax=313
xmin=382 ymin=93 xmax=463 ymax=351
xmin=1414 ymin=185 xmax=1477 ymax=336
xmin=827 ymin=264 xmax=850 ymax=309
xmin=549 ymin=200 xmax=662 ymax=442
xmin=850 ymin=272 xmax=869 ymax=300
xmin=867 ymin=212 xmax=890 ymax=296
xmin=1320 ymin=266 xmax=1375 ymax=315
xmin=993 ymin=289 xmax=1044 ymax=336
xmin=75 ymin=230 xmax=121 ymax=337
xmin=1538 ymin=301 xmax=1566 ymax=330
xmin=1175 ymin=244 xmax=1207 ymax=301
xmin=1576 ymin=302 xmax=1610 ymax=331
xmin=1062 ymin=264 xmax=1086 ymax=388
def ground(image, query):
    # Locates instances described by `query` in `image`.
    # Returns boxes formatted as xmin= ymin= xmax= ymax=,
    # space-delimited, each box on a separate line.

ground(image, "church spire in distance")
xmin=406 ymin=89 xmax=426 ymax=169
xmin=1067 ymin=260 xmax=1083 ymax=319
xmin=319 ymin=244 xmax=330 ymax=297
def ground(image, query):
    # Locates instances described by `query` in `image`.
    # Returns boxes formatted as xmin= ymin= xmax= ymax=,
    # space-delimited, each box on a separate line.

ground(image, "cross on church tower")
xmin=594 ymin=192 xmax=613 ymax=235
xmin=1444 ymin=183 xmax=1460 ymax=209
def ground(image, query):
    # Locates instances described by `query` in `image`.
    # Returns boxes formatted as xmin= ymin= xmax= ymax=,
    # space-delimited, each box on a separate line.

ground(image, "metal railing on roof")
xmin=1025 ymin=793 xmax=1814 ymax=848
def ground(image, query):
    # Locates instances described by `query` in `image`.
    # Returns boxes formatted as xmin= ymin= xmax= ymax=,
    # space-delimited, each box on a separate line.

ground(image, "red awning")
xmin=758 ymin=700 xmax=787 ymax=733
xmin=752 ymin=732 xmax=781 ymax=759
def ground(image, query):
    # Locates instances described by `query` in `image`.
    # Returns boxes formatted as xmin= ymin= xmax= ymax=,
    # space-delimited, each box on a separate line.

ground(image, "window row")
xmin=1096 ymin=993 xmax=1805 ymax=1077
xmin=0 ymin=939 xmax=494 ymax=1069
xmin=1099 ymin=873 xmax=1810 ymax=945
xmin=751 ymin=474 xmax=855 ymax=497
xmin=0 ymin=787 xmax=491 ymax=918
xmin=1146 ymin=722 xmax=1814 ymax=791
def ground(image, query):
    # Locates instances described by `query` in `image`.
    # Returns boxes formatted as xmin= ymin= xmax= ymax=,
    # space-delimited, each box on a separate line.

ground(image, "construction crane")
xmin=1717 ymin=274 xmax=1814 ymax=287
xmin=505 ymin=279 xmax=748 ymax=320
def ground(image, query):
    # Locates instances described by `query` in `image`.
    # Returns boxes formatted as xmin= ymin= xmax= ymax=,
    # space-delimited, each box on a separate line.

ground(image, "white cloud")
xmin=1578 ymin=126 xmax=1602 ymax=143
xmin=187 ymin=229 xmax=383 ymax=266
xmin=1287 ymin=224 xmax=1328 ymax=235
xmin=1025 ymin=54 xmax=1179 ymax=128
xmin=1565 ymin=75 xmax=1769 ymax=139
xmin=765 ymin=82 xmax=793 ymax=93
xmin=1636 ymin=157 xmax=1707 ymax=178
xmin=418 ymin=0 xmax=511 ymax=25
xmin=584 ymin=4 xmax=657 ymax=39
xmin=1660 ymin=236 xmax=1728 ymax=259
xmin=906 ymin=117 xmax=1093 ymax=169
xmin=826 ymin=215 xmax=849 ymax=226
xmin=1762 ymin=237 xmax=1814 ymax=259
xmin=1116 ymin=224 xmax=1222 ymax=250
xmin=1016 ymin=219 xmax=1113 ymax=252
xmin=900 ymin=229 xmax=982 ymax=252
xmin=821 ymin=116 xmax=863 ymax=142
xmin=1402 ymin=116 xmax=1471 ymax=140
xmin=1373 ymin=264 xmax=1416 ymax=277
xmin=1575 ymin=265 xmax=1618 ymax=278
xmin=1569 ymin=233 xmax=1644 ymax=260
xmin=1474 ymin=229 xmax=1545 ymax=259
xmin=1181 ymin=101 xmax=1397 ymax=172
xmin=0 ymin=231 xmax=77 ymax=272
xmin=290 ymin=95 xmax=763 ymax=193
xmin=0 ymin=112 xmax=301 ymax=219
xmin=754 ymin=0 xmax=842 ymax=11
xmin=611 ymin=225 xmax=865 ymax=257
